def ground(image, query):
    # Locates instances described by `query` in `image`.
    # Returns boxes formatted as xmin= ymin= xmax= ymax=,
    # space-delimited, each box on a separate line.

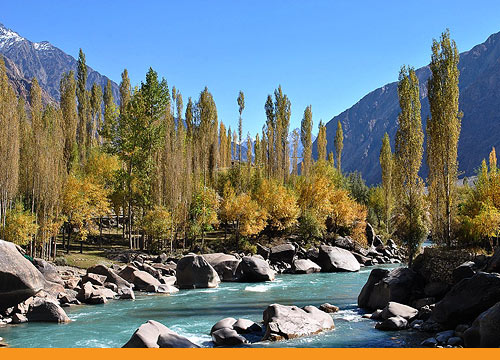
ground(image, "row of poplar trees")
xmin=378 ymin=30 xmax=462 ymax=265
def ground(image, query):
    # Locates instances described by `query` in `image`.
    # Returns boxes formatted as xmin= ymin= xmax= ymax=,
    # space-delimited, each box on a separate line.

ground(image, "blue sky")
xmin=2 ymin=1 xmax=500 ymax=137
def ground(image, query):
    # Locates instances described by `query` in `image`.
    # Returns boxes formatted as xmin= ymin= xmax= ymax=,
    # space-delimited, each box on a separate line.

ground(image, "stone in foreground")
xmin=235 ymin=256 xmax=275 ymax=282
xmin=123 ymin=320 xmax=199 ymax=348
xmin=26 ymin=298 xmax=70 ymax=323
xmin=0 ymin=240 xmax=47 ymax=310
xmin=211 ymin=328 xmax=247 ymax=346
xmin=262 ymin=304 xmax=334 ymax=341
xmin=464 ymin=301 xmax=500 ymax=347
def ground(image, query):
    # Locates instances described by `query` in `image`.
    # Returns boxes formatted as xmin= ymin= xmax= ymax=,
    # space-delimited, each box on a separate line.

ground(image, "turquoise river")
xmin=0 ymin=264 xmax=427 ymax=348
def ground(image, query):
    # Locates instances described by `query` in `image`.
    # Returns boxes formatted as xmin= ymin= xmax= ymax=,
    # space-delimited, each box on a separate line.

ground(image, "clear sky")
xmin=2 ymin=0 xmax=500 ymax=137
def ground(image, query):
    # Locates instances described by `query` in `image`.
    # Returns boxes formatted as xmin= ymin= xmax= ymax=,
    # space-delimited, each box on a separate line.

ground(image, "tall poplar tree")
xmin=317 ymin=120 xmax=327 ymax=162
xmin=237 ymin=91 xmax=245 ymax=165
xmin=301 ymin=105 xmax=313 ymax=176
xmin=426 ymin=29 xmax=462 ymax=247
xmin=335 ymin=120 xmax=343 ymax=172
xmin=380 ymin=133 xmax=393 ymax=234
xmin=394 ymin=66 xmax=427 ymax=266
xmin=76 ymin=49 xmax=89 ymax=163
xmin=60 ymin=71 xmax=78 ymax=172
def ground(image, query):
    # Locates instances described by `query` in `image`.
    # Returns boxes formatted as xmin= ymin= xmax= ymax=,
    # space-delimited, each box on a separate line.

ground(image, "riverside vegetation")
xmin=1 ymin=29 xmax=500 ymax=348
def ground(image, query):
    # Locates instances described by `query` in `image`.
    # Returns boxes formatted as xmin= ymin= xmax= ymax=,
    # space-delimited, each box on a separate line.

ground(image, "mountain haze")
xmin=314 ymin=31 xmax=500 ymax=185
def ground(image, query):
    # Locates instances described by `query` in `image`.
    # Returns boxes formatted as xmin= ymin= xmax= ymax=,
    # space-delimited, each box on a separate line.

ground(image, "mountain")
xmin=0 ymin=23 xmax=119 ymax=102
xmin=314 ymin=31 xmax=500 ymax=185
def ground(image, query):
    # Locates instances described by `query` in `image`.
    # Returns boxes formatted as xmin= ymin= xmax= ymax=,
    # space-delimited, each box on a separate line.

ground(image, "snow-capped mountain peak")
xmin=0 ymin=24 xmax=25 ymax=49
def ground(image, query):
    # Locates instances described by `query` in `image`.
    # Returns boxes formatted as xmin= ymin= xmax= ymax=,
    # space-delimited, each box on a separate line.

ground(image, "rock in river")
xmin=292 ymin=259 xmax=321 ymax=274
xmin=123 ymin=320 xmax=199 ymax=348
xmin=464 ymin=301 xmax=500 ymax=347
xmin=235 ymin=256 xmax=275 ymax=282
xmin=316 ymin=245 xmax=360 ymax=272
xmin=176 ymin=254 xmax=220 ymax=289
xmin=26 ymin=298 xmax=70 ymax=323
xmin=262 ymin=304 xmax=334 ymax=341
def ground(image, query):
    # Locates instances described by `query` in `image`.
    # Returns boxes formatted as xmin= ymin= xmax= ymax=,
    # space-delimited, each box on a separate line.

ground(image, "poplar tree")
xmin=335 ymin=120 xmax=343 ymax=172
xmin=60 ymin=71 xmax=78 ymax=172
xmin=292 ymin=129 xmax=300 ymax=176
xmin=76 ymin=49 xmax=90 ymax=163
xmin=120 ymin=69 xmax=131 ymax=115
xmin=301 ymin=105 xmax=313 ymax=176
xmin=317 ymin=120 xmax=327 ymax=162
xmin=426 ymin=29 xmax=462 ymax=247
xmin=90 ymin=83 xmax=102 ymax=146
xmin=264 ymin=95 xmax=275 ymax=178
xmin=274 ymin=86 xmax=291 ymax=182
xmin=237 ymin=91 xmax=245 ymax=165
xmin=380 ymin=133 xmax=393 ymax=234
xmin=0 ymin=57 xmax=19 ymax=227
xmin=394 ymin=66 xmax=427 ymax=266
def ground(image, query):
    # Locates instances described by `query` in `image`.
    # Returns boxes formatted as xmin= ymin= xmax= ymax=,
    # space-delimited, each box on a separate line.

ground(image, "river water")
xmin=0 ymin=264 xmax=426 ymax=348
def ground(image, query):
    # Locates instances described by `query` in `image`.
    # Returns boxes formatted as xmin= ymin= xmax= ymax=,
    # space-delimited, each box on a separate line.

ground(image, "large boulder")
xmin=118 ymin=265 xmax=139 ymax=283
xmin=176 ymin=254 xmax=220 ymax=289
xmin=452 ymin=261 xmax=476 ymax=284
xmin=233 ymin=318 xmax=262 ymax=334
xmin=292 ymin=259 xmax=321 ymax=274
xmin=32 ymin=258 xmax=64 ymax=285
xmin=211 ymin=317 xmax=237 ymax=334
xmin=202 ymin=253 xmax=241 ymax=282
xmin=81 ymin=273 xmax=107 ymax=286
xmin=0 ymin=240 xmax=47 ymax=310
xmin=262 ymin=304 xmax=335 ymax=341
xmin=375 ymin=316 xmax=408 ymax=331
xmin=256 ymin=244 xmax=270 ymax=260
xmin=431 ymin=272 xmax=500 ymax=326
xmin=123 ymin=320 xmax=199 ymax=348
xmin=269 ymin=244 xmax=296 ymax=264
xmin=26 ymin=298 xmax=70 ymax=323
xmin=464 ymin=301 xmax=500 ymax=347
xmin=358 ymin=267 xmax=422 ymax=310
xmin=131 ymin=270 xmax=161 ymax=291
xmin=317 ymin=245 xmax=360 ymax=272
xmin=87 ymin=265 xmax=132 ymax=291
xmin=235 ymin=256 xmax=275 ymax=282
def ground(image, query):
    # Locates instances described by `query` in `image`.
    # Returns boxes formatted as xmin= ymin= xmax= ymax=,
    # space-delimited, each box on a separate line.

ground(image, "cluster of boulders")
xmin=255 ymin=223 xmax=404 ymax=276
xmin=123 ymin=302 xmax=337 ymax=348
xmin=357 ymin=246 xmax=500 ymax=347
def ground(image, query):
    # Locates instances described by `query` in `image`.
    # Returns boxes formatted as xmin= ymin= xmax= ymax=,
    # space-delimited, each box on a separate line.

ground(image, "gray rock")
xmin=210 ymin=317 xmax=237 ymax=334
xmin=11 ymin=312 xmax=28 ymax=324
xmin=131 ymin=270 xmax=161 ymax=291
xmin=352 ymin=252 xmax=371 ymax=265
xmin=431 ymin=272 xmax=500 ymax=326
xmin=211 ymin=328 xmax=247 ymax=346
xmin=380 ymin=302 xmax=418 ymax=320
xmin=203 ymin=253 xmax=241 ymax=282
xmin=233 ymin=318 xmax=262 ymax=334
xmin=0 ymin=240 xmax=47 ymax=310
xmin=358 ymin=267 xmax=421 ymax=310
xmin=26 ymin=298 xmax=70 ymax=323
xmin=32 ymin=258 xmax=64 ymax=285
xmin=122 ymin=320 xmax=199 ymax=348
xmin=235 ymin=256 xmax=275 ymax=282
xmin=176 ymin=254 xmax=220 ymax=289
xmin=120 ymin=288 xmax=135 ymax=300
xmin=256 ymin=244 xmax=270 ymax=260
xmin=452 ymin=261 xmax=476 ymax=284
xmin=81 ymin=273 xmax=107 ymax=286
xmin=292 ymin=259 xmax=321 ymax=274
xmin=269 ymin=244 xmax=296 ymax=264
xmin=317 ymin=245 xmax=360 ymax=272
xmin=370 ymin=309 xmax=384 ymax=320
xmin=319 ymin=303 xmax=340 ymax=313
xmin=262 ymin=304 xmax=335 ymax=341
xmin=375 ymin=316 xmax=408 ymax=330
xmin=334 ymin=236 xmax=355 ymax=251
xmin=464 ymin=301 xmax=500 ymax=347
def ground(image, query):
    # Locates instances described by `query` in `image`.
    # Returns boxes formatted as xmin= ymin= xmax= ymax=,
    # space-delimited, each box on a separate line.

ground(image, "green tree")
xmin=60 ymin=71 xmax=78 ymax=172
xmin=334 ymin=120 xmax=343 ymax=172
xmin=301 ymin=105 xmax=313 ymax=176
xmin=426 ymin=29 xmax=462 ymax=247
xmin=394 ymin=66 xmax=428 ymax=266
xmin=380 ymin=133 xmax=393 ymax=234
xmin=317 ymin=120 xmax=327 ymax=162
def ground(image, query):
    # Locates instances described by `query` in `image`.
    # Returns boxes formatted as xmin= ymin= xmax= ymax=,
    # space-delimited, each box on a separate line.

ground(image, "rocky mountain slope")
xmin=314 ymin=31 xmax=500 ymax=185
xmin=0 ymin=23 xmax=119 ymax=102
